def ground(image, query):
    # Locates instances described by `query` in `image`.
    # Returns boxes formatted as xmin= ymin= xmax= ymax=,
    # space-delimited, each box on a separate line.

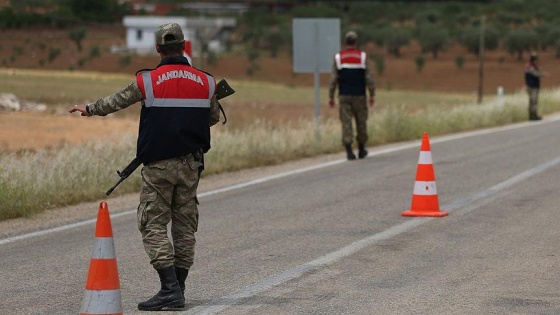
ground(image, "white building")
xmin=121 ymin=15 xmax=236 ymax=55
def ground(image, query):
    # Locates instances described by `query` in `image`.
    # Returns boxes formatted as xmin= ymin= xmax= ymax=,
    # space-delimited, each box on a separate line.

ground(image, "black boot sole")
xmin=138 ymin=299 xmax=185 ymax=311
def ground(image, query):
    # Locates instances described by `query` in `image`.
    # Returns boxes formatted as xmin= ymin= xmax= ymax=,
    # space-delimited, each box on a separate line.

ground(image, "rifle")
xmin=105 ymin=78 xmax=235 ymax=196
xmin=215 ymin=78 xmax=235 ymax=124
xmin=105 ymin=157 xmax=142 ymax=196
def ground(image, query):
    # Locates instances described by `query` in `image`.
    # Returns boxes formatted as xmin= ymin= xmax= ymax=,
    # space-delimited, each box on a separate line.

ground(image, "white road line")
xmin=183 ymin=154 xmax=560 ymax=315
xmin=0 ymin=116 xmax=557 ymax=248
xmin=0 ymin=210 xmax=133 ymax=246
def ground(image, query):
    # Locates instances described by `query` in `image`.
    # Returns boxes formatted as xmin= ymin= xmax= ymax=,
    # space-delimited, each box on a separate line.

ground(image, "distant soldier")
xmin=69 ymin=23 xmax=222 ymax=311
xmin=525 ymin=51 xmax=546 ymax=120
xmin=329 ymin=31 xmax=375 ymax=160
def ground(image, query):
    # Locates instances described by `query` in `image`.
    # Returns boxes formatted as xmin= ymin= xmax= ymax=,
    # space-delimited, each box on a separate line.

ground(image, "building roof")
xmin=123 ymin=15 xmax=236 ymax=28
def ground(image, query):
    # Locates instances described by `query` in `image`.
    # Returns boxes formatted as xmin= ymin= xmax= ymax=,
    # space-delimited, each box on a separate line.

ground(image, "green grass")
xmin=1 ymin=68 xmax=559 ymax=220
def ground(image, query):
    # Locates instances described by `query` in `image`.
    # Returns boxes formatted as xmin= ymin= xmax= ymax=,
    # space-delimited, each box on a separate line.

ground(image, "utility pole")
xmin=196 ymin=29 xmax=205 ymax=70
xmin=478 ymin=15 xmax=485 ymax=104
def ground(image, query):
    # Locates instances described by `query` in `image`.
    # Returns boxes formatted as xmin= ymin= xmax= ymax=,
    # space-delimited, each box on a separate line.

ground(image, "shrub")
xmin=372 ymin=54 xmax=385 ymax=76
xmin=48 ymin=47 xmax=60 ymax=63
xmin=415 ymin=55 xmax=426 ymax=73
xmin=89 ymin=45 xmax=101 ymax=59
xmin=69 ymin=28 xmax=87 ymax=52
xmin=12 ymin=45 xmax=22 ymax=55
xmin=455 ymin=55 xmax=465 ymax=69
xmin=118 ymin=55 xmax=131 ymax=67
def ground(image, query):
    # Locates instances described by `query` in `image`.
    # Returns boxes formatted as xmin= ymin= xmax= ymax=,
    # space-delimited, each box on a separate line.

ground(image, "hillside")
xmin=1 ymin=25 xmax=559 ymax=153
xmin=1 ymin=25 xmax=559 ymax=96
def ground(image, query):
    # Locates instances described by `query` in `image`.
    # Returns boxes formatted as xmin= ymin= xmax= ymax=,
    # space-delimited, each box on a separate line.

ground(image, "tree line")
xmin=2 ymin=0 xmax=560 ymax=62
xmin=236 ymin=1 xmax=560 ymax=61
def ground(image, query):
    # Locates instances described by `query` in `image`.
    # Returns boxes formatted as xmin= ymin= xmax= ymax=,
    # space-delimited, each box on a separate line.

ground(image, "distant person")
xmin=69 ymin=23 xmax=222 ymax=311
xmin=525 ymin=51 xmax=546 ymax=120
xmin=329 ymin=31 xmax=376 ymax=160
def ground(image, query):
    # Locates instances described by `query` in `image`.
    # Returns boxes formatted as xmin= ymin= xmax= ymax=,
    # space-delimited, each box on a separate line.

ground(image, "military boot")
xmin=138 ymin=266 xmax=185 ymax=311
xmin=529 ymin=110 xmax=542 ymax=121
xmin=529 ymin=113 xmax=542 ymax=121
xmin=344 ymin=144 xmax=356 ymax=160
xmin=175 ymin=266 xmax=189 ymax=295
xmin=358 ymin=143 xmax=368 ymax=159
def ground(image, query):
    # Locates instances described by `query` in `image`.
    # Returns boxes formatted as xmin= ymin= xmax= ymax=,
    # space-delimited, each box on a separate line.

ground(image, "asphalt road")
xmin=2 ymin=117 xmax=560 ymax=315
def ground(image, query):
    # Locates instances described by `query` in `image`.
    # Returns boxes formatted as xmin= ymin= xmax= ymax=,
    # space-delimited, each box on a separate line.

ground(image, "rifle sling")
xmin=219 ymin=104 xmax=227 ymax=125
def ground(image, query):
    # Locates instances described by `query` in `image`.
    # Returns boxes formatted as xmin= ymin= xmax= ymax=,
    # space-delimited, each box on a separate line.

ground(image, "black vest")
xmin=525 ymin=63 xmax=540 ymax=88
xmin=135 ymin=56 xmax=216 ymax=164
xmin=335 ymin=49 xmax=367 ymax=96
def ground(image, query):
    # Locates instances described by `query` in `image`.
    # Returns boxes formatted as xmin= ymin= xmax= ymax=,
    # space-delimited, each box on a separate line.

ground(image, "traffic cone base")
xmin=402 ymin=210 xmax=448 ymax=217
xmin=80 ymin=290 xmax=122 ymax=315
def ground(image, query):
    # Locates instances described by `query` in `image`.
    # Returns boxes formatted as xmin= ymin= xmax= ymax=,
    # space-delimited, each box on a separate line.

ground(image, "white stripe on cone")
xmin=417 ymin=151 xmax=433 ymax=164
xmin=91 ymin=237 xmax=116 ymax=259
xmin=413 ymin=181 xmax=438 ymax=195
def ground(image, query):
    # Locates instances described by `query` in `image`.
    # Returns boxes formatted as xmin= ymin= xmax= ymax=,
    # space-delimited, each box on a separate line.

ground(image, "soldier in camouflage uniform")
xmin=329 ymin=31 xmax=375 ymax=160
xmin=525 ymin=51 xmax=546 ymax=121
xmin=69 ymin=23 xmax=221 ymax=311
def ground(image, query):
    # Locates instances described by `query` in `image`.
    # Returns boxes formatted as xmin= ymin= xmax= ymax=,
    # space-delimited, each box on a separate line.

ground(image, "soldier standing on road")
xmin=329 ymin=30 xmax=375 ymax=160
xmin=525 ymin=51 xmax=546 ymax=121
xmin=69 ymin=23 xmax=221 ymax=311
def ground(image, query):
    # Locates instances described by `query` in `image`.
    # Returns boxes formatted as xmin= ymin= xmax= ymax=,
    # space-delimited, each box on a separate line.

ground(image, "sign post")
xmin=293 ymin=18 xmax=340 ymax=142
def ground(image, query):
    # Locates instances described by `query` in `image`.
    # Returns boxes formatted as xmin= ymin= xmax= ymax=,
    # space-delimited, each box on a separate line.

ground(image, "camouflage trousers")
xmin=527 ymin=87 xmax=539 ymax=116
xmin=137 ymin=153 xmax=203 ymax=270
xmin=338 ymin=95 xmax=369 ymax=146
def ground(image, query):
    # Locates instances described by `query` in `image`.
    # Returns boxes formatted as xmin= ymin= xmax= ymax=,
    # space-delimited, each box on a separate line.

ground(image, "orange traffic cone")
xmin=402 ymin=132 xmax=448 ymax=217
xmin=79 ymin=201 xmax=123 ymax=315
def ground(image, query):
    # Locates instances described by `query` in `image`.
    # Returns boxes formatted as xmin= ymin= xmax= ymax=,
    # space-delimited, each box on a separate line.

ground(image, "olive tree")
xmin=416 ymin=25 xmax=449 ymax=59
xmin=459 ymin=25 xmax=499 ymax=56
xmin=385 ymin=27 xmax=411 ymax=58
xmin=69 ymin=27 xmax=86 ymax=52
xmin=503 ymin=28 xmax=539 ymax=61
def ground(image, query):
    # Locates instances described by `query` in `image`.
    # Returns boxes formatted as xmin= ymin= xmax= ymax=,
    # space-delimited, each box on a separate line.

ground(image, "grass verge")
xmin=1 ymin=86 xmax=558 ymax=220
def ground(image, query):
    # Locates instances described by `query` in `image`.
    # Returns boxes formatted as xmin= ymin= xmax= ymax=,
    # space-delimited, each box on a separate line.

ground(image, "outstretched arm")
xmin=68 ymin=81 xmax=143 ymax=116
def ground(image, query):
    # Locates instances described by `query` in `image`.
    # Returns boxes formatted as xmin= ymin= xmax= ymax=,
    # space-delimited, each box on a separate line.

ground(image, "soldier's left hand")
xmin=68 ymin=104 xmax=89 ymax=116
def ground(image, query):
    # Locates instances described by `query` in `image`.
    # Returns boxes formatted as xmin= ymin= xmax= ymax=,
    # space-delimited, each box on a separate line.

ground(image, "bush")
xmin=12 ymin=45 xmax=22 ymax=55
xmin=246 ymin=49 xmax=260 ymax=75
xmin=206 ymin=50 xmax=217 ymax=67
xmin=89 ymin=45 xmax=101 ymax=59
xmin=48 ymin=47 xmax=60 ymax=63
xmin=455 ymin=55 xmax=465 ymax=69
xmin=69 ymin=28 xmax=87 ymax=52
xmin=78 ymin=57 xmax=87 ymax=67
xmin=372 ymin=54 xmax=385 ymax=76
xmin=118 ymin=55 xmax=132 ymax=67
xmin=415 ymin=55 xmax=426 ymax=73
